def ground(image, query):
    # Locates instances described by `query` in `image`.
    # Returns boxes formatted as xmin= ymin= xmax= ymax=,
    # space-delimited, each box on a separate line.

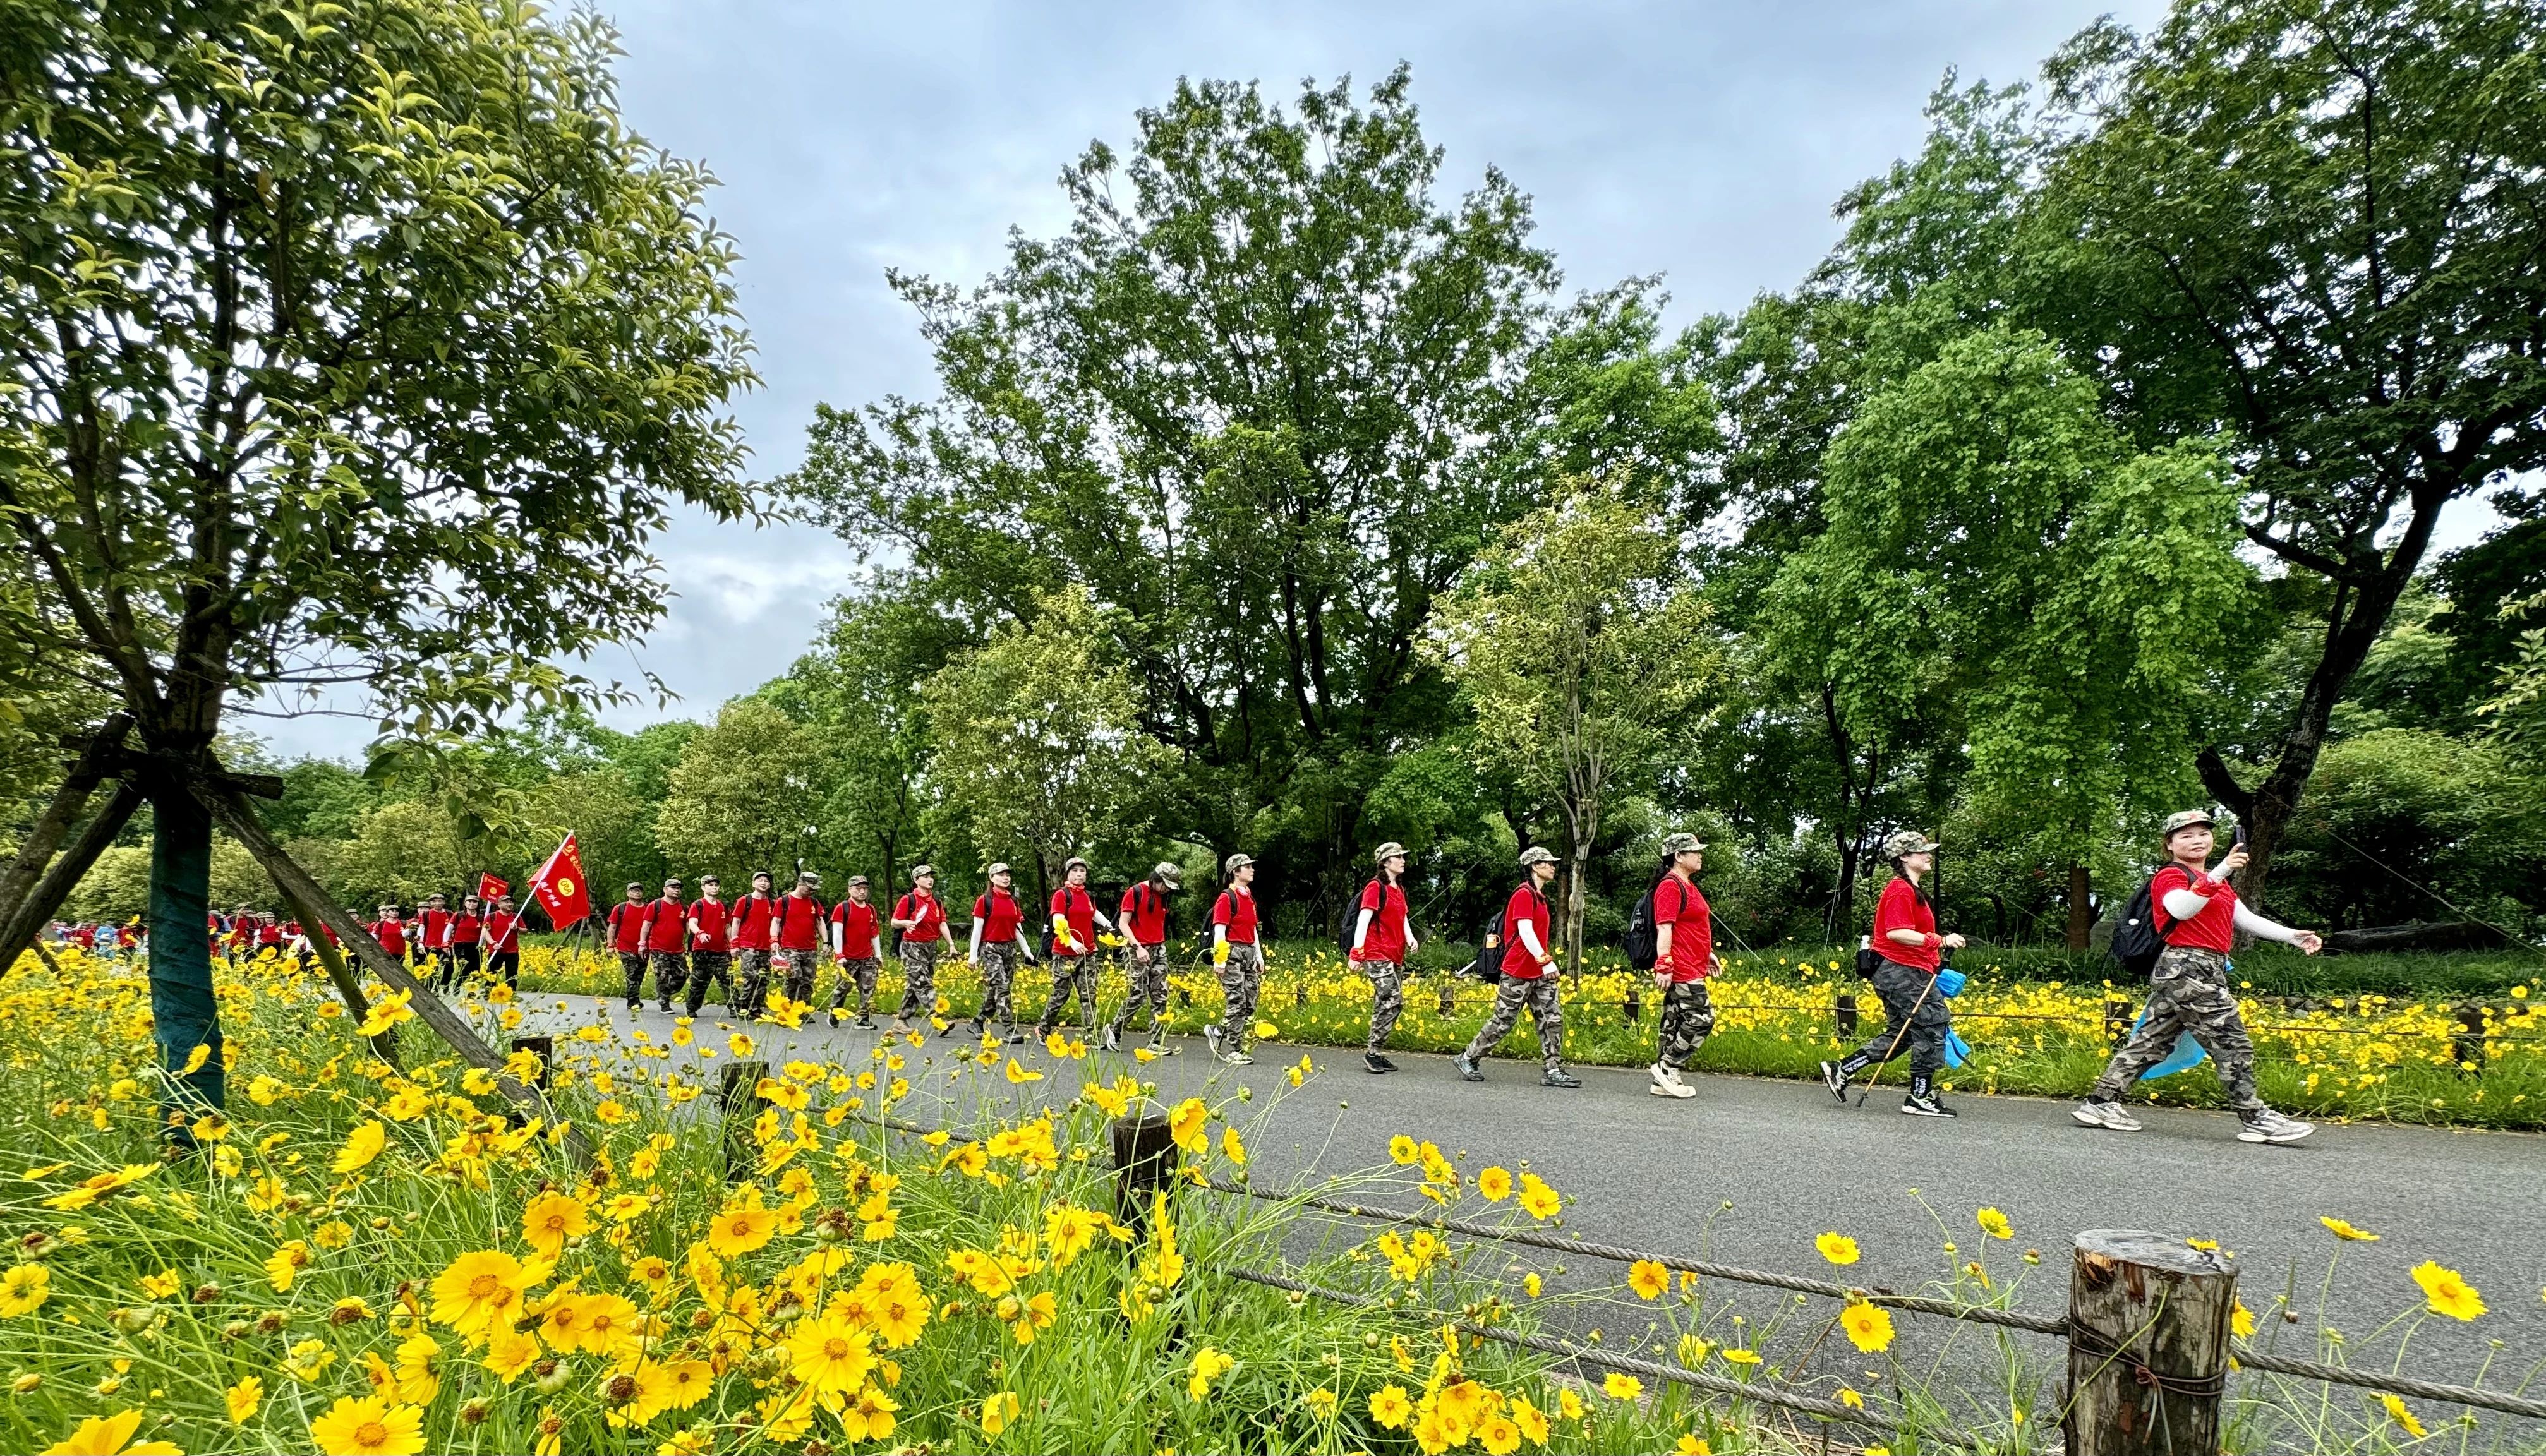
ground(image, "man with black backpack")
xmin=1453 ymin=847 xmax=1580 ymax=1088
xmin=1104 ymin=862 xmax=1181 ymax=1054
xmin=2073 ymin=810 xmax=2322 ymax=1143
xmin=1348 ymin=842 xmax=1418 ymax=1074
xmin=1036 ymin=855 xmax=1113 ymax=1041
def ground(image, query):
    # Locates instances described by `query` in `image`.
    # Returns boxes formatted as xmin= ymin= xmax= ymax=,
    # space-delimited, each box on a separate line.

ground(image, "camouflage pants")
xmin=733 ymin=949 xmax=773 ymax=1015
xmin=648 ymin=951 xmax=689 ymax=1006
xmin=1037 ymin=954 xmax=1101 ymax=1033
xmin=1111 ymin=945 xmax=1171 ymax=1037
xmin=1843 ymin=959 xmax=1950 ymax=1081
xmin=775 ymin=950 xmax=819 ymax=1008
xmin=684 ymin=950 xmax=733 ymax=1016
xmin=618 ymin=952 xmax=650 ymax=1004
xmin=829 ymin=956 xmax=880 ymax=1012
xmin=1217 ymin=942 xmax=1262 ymax=1052
xmin=1463 ymin=973 xmax=1566 ymax=1069
xmin=898 ymin=941 xmax=940 ymax=1024
xmin=2090 ymin=947 xmax=2264 ymax=1116
xmin=976 ymin=943 xmax=1020 ymax=1028
xmin=1656 ymin=978 xmax=1716 ymax=1072
xmin=1356 ymin=957 xmax=1406 ymax=1052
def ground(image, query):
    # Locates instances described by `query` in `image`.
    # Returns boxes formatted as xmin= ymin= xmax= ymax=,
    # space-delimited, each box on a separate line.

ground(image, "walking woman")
xmin=1349 ymin=842 xmax=1417 ymax=1074
xmin=1821 ymin=830 xmax=1962 ymax=1117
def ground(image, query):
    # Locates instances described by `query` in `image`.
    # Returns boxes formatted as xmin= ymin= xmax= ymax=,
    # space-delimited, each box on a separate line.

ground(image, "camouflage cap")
xmin=986 ymin=862 xmax=1011 ymax=878
xmin=1151 ymin=862 xmax=1183 ymax=887
xmin=1223 ymin=853 xmax=1254 ymax=875
xmin=908 ymin=865 xmax=934 ymax=881
xmin=1518 ymin=846 xmax=1559 ymax=868
xmin=1373 ymin=841 xmax=1409 ymax=864
xmin=1064 ymin=855 xmax=1090 ymax=874
xmin=1662 ymin=832 xmax=1706 ymax=857
xmin=846 ymin=874 xmax=869 ymax=888
xmin=2160 ymin=809 xmax=2216 ymax=839
xmin=1880 ymin=829 xmax=1941 ymax=860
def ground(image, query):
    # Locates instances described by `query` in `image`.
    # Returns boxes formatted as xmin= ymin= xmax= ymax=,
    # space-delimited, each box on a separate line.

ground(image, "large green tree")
xmin=0 ymin=0 xmax=754 ymax=1109
xmin=653 ymin=699 xmax=821 ymax=883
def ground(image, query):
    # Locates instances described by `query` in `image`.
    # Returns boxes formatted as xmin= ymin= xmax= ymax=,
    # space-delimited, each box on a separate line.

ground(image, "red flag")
xmin=478 ymin=872 xmax=509 ymax=903
xmin=527 ymin=834 xmax=592 ymax=929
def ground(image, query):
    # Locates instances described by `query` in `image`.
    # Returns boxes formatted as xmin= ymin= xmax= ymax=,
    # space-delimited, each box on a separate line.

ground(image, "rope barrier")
xmin=2231 ymin=1346 xmax=2546 ymax=1421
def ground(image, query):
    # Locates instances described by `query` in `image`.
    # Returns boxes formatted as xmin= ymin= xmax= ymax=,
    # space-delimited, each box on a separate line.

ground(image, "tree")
xmin=653 ymin=700 xmax=821 ymax=883
xmin=2029 ymin=0 xmax=2546 ymax=908
xmin=0 ymin=1 xmax=754 ymax=1109
xmin=920 ymin=587 xmax=1171 ymax=899
xmin=1424 ymin=480 xmax=1720 ymax=972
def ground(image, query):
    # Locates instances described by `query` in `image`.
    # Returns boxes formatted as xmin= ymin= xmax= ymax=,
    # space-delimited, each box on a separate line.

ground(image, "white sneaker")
xmin=1648 ymin=1062 xmax=1684 ymax=1092
xmin=2236 ymin=1109 xmax=2314 ymax=1144
xmin=1648 ymin=1078 xmax=1696 ymax=1100
xmin=2071 ymin=1100 xmax=2142 ymax=1133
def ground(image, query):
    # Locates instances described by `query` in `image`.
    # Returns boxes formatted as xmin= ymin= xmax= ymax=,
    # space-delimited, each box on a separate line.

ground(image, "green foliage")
xmin=652 ymin=699 xmax=822 ymax=882
xmin=2269 ymin=728 xmax=2546 ymax=932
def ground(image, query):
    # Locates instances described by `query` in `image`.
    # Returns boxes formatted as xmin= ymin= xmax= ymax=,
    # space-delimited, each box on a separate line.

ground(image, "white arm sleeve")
xmin=2232 ymin=902 xmax=2305 ymax=946
xmin=1516 ymin=920 xmax=1546 ymax=959
xmin=1352 ymin=907 xmax=1372 ymax=953
xmin=2161 ymin=887 xmax=2211 ymax=922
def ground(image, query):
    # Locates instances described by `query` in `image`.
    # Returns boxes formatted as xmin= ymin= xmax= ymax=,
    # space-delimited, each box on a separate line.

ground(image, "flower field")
xmin=510 ymin=942 xmax=2546 ymax=1129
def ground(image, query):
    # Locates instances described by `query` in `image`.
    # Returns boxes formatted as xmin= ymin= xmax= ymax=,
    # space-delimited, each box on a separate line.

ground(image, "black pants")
xmin=684 ymin=951 xmax=733 ymax=1016
xmin=486 ymin=949 xmax=519 ymax=987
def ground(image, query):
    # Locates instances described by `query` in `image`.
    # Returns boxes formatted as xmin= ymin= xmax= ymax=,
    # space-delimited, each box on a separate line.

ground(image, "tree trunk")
xmin=147 ymin=785 xmax=225 ymax=1116
xmin=2066 ymin=862 xmax=2093 ymax=951
xmin=1566 ymin=835 xmax=1590 ymax=978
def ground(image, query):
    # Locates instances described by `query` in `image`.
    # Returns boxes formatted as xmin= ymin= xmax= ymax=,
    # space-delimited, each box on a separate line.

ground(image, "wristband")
xmin=1924 ymin=932 xmax=1941 ymax=949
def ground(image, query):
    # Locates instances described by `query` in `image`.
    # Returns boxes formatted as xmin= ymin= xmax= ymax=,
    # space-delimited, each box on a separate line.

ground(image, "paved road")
xmin=514 ymin=994 xmax=2543 ymax=1420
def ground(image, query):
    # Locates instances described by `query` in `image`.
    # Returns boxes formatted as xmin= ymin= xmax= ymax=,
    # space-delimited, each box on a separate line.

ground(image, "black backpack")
xmin=2110 ymin=877 xmax=2165 ymax=979
xmin=1338 ymin=879 xmax=1388 ymax=958
xmin=1623 ymin=877 xmax=1665 ymax=970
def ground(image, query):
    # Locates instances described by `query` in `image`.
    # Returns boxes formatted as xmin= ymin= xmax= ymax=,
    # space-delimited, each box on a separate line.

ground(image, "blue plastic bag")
xmin=1934 ymin=968 xmax=1967 ymax=998
xmin=2128 ymin=1004 xmax=2209 ymax=1080
xmin=1944 ymin=1028 xmax=1974 ymax=1068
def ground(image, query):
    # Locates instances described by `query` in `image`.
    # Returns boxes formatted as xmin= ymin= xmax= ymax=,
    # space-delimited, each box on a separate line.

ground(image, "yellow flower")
xmin=308 ymin=1393 xmax=427 ymax=1455
xmin=1369 ymin=1384 xmax=1414 ymax=1429
xmin=333 ymin=1121 xmax=388 ymax=1174
xmin=1723 ymin=1347 xmax=1761 ymax=1365
xmin=1186 ymin=1344 xmax=1235 ymax=1399
xmin=1840 ymin=1301 xmax=1895 ymax=1353
xmin=1603 ymin=1371 xmax=1643 ymax=1400
xmin=226 ymin=1374 xmax=263 ymax=1424
xmin=1816 ymin=1231 xmax=1860 ymax=1266
xmin=1516 ymin=1174 xmax=1561 ymax=1220
xmin=519 ymin=1190 xmax=591 ymax=1256
xmin=136 ymin=1270 xmax=179 ymax=1300
xmin=429 ymin=1249 xmax=535 ymax=1337
xmin=1675 ymin=1437 xmax=1712 ymax=1456
xmin=1169 ymin=1098 xmax=1208 ymax=1154
xmin=265 ymin=1240 xmax=312 ymax=1292
xmin=1976 ymin=1207 xmax=2012 ymax=1241
xmin=1388 ymin=1135 xmax=1419 ymax=1165
xmin=980 ymin=1390 xmax=1021 ymax=1437
xmin=1221 ymin=1126 xmax=1247 ymax=1166
xmin=2318 ymin=1216 xmax=2379 ymax=1242
xmin=1305 ymin=1388 xmax=1339 ymax=1418
xmin=2232 ymin=1301 xmax=2256 ymax=1339
xmin=2380 ymin=1393 xmax=2428 ymax=1439
xmin=1477 ymin=1166 xmax=1514 ymax=1201
xmin=1003 ymin=1057 xmax=1043 ymax=1084
xmin=37 ymin=1408 xmax=180 ymax=1455
xmin=2411 ymin=1261 xmax=2485 ymax=1321
xmin=1627 ymin=1260 xmax=1670 ymax=1300
xmin=1837 ymin=1386 xmax=1864 ymax=1409
xmin=0 ymin=1264 xmax=49 ymax=1316
xmin=483 ymin=1327 xmax=541 ymax=1382
xmin=706 ymin=1191 xmax=780 ymax=1258
xmin=785 ymin=1313 xmax=876 ymax=1397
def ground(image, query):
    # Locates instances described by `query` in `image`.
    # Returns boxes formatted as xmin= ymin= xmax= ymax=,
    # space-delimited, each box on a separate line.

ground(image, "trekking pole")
xmin=1854 ymin=968 xmax=1941 ymax=1109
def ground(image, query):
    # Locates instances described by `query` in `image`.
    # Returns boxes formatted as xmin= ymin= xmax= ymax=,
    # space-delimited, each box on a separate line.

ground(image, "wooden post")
xmin=0 ymin=779 xmax=144 ymax=974
xmin=1834 ymin=994 xmax=1859 ymax=1038
xmin=2452 ymin=1005 xmax=2486 ymax=1073
xmin=1435 ymin=980 xmax=1457 ymax=1016
xmin=0 ymin=718 xmax=129 ymax=946
xmin=1109 ymin=1110 xmax=1176 ymax=1235
xmin=2063 ymin=1229 xmax=2236 ymax=1456
xmin=1622 ymin=985 xmax=1642 ymax=1023
xmin=719 ymin=1060 xmax=769 ymax=1181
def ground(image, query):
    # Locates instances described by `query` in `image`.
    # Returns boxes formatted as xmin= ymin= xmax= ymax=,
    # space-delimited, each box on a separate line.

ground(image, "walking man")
xmin=483 ymin=894 xmax=522 ymax=990
xmin=892 ymin=866 xmax=946 ymax=1033
xmin=607 ymin=883 xmax=651 ymax=1011
xmin=1454 ymin=847 xmax=1579 ymax=1088
xmin=2073 ymin=811 xmax=2322 ymax=1144
xmin=684 ymin=875 xmax=733 ymax=1016
xmin=731 ymin=870 xmax=779 ymax=1017
xmin=827 ymin=875 xmax=884 ymax=1028
xmin=443 ymin=893 xmax=485 ymax=990
xmin=1037 ymin=856 xmax=1112 ymax=1040
xmin=968 ymin=863 xmax=1033 ymax=1044
xmin=418 ymin=891 xmax=454 ymax=987
xmin=771 ymin=870 xmax=828 ymax=1013
xmin=641 ymin=878 xmax=689 ymax=1012
xmin=1103 ymin=862 xmax=1181 ymax=1053
xmin=1349 ymin=842 xmax=1417 ymax=1074
xmin=1648 ymin=833 xmax=1716 ymax=1099
xmin=1205 ymin=854 xmax=1262 ymax=1066
xmin=366 ymin=904 xmax=408 ymax=963
xmin=1821 ymin=831 xmax=1963 ymax=1116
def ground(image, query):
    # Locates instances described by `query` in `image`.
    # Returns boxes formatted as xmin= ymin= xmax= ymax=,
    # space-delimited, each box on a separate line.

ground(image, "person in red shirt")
xmin=730 ymin=870 xmax=779 ymax=1015
xmin=440 ymin=894 xmax=485 ymax=990
xmin=683 ymin=874 xmax=733 ymax=1017
xmin=1103 ymin=861 xmax=1182 ymax=1053
xmin=1821 ymin=830 xmax=1965 ymax=1116
xmin=1347 ymin=842 xmax=1418 ymax=1074
xmin=892 ymin=866 xmax=948 ymax=1033
xmin=483 ymin=894 xmax=523 ymax=989
xmin=255 ymin=914 xmax=284 ymax=961
xmin=416 ymin=892 xmax=453 ymax=984
xmin=606 ymin=882 xmax=651 ymax=1010
xmin=2078 ymin=810 xmax=2323 ymax=1144
xmin=826 ymin=875 xmax=885 ymax=1028
xmin=769 ymin=870 xmax=829 ymax=1015
xmin=367 ymin=905 xmax=409 ymax=961
xmin=1206 ymin=853 xmax=1262 ymax=1064
xmin=636 ymin=879 xmax=691 ymax=1012
xmin=966 ymin=863 xmax=1034 ymax=1043
xmin=1035 ymin=856 xmax=1114 ymax=1041
xmin=1454 ymin=846 xmax=1579 ymax=1087
xmin=1646 ymin=833 xmax=1717 ymax=1099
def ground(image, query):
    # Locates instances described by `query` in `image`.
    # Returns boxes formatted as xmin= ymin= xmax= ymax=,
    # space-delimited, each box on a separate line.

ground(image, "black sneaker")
xmin=625 ymin=999 xmax=641 ymax=1012
xmin=1364 ymin=1052 xmax=1397 ymax=1074
xmin=1901 ymin=1094 xmax=1958 ymax=1118
xmin=1542 ymin=1068 xmax=1582 ymax=1089
xmin=1819 ymin=1061 xmax=1850 ymax=1104
xmin=1002 ymin=1029 xmax=1025 ymax=1045
xmin=854 ymin=1013 xmax=874 ymax=1030
xmin=1453 ymin=1053 xmax=1484 ymax=1083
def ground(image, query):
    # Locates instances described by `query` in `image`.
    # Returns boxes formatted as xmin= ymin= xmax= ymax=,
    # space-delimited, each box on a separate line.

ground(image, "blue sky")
xmin=251 ymin=0 xmax=2510 ymax=759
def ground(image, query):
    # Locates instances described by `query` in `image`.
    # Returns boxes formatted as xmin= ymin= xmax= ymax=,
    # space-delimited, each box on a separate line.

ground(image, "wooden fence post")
xmin=2452 ymin=1005 xmax=2486 ymax=1073
xmin=1109 ymin=1110 xmax=1175 ymax=1236
xmin=2104 ymin=996 xmax=2135 ymax=1049
xmin=2064 ymin=1229 xmax=2235 ymax=1456
xmin=1834 ymin=994 xmax=1859 ymax=1038
xmin=718 ymin=1060 xmax=768 ymax=1181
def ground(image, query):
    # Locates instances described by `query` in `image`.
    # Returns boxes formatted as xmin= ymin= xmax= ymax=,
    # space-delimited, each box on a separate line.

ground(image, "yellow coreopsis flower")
xmin=2319 ymin=1216 xmax=2379 ymax=1242
xmin=1840 ymin=1301 xmax=1895 ymax=1352
xmin=308 ymin=1393 xmax=426 ymax=1456
xmin=1976 ymin=1207 xmax=2013 ymax=1241
xmin=520 ymin=1190 xmax=592 ymax=1256
xmin=37 ymin=1408 xmax=181 ymax=1455
xmin=265 ymin=1240 xmax=312 ymax=1292
xmin=786 ymin=1313 xmax=876 ymax=1397
xmin=333 ymin=1121 xmax=389 ymax=1175
xmin=1603 ymin=1371 xmax=1643 ymax=1400
xmin=980 ymin=1390 xmax=1021 ymax=1436
xmin=1627 ymin=1260 xmax=1670 ymax=1300
xmin=1368 ymin=1384 xmax=1414 ymax=1429
xmin=2411 ymin=1260 xmax=2485 ymax=1321
xmin=1816 ymin=1232 xmax=1860 ymax=1266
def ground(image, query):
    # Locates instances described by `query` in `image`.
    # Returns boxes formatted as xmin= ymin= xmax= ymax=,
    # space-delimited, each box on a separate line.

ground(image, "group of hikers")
xmin=234 ymin=803 xmax=2324 ymax=1146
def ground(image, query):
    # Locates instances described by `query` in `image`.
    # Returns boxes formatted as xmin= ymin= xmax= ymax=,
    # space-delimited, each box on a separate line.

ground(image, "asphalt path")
xmin=510 ymin=993 xmax=2544 ymax=1426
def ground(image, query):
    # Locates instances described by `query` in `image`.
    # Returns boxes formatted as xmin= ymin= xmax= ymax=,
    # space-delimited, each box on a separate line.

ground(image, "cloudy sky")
xmin=253 ymin=0 xmax=2509 ymax=760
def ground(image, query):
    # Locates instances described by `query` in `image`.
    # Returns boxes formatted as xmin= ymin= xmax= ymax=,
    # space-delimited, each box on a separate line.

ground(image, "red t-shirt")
xmin=418 ymin=907 xmax=452 ymax=951
xmin=775 ymin=893 xmax=826 ymax=953
xmin=1211 ymin=888 xmax=1258 ymax=946
xmin=1119 ymin=882 xmax=1169 ymax=946
xmin=369 ymin=919 xmax=408 ymax=957
xmin=1871 ymin=877 xmax=1938 ymax=972
xmin=894 ymin=891 xmax=944 ymax=944
xmin=690 ymin=898 xmax=730 ymax=953
xmin=732 ymin=893 xmax=778 ymax=951
xmin=1049 ymin=886 xmax=1096 ymax=956
xmin=1500 ymin=884 xmax=1553 ymax=978
xmin=484 ymin=911 xmax=521 ymax=954
xmin=1354 ymin=880 xmax=1409 ymax=964
xmin=831 ymin=899 xmax=880 ymax=958
xmin=608 ymin=900 xmax=649 ymax=953
xmin=974 ymin=889 xmax=1022 ymax=946
xmin=450 ymin=912 xmax=482 ymax=946
xmin=1655 ymin=875 xmax=1713 ymax=984
xmin=641 ymin=898 xmax=687 ymax=953
xmin=2152 ymin=864 xmax=2236 ymax=954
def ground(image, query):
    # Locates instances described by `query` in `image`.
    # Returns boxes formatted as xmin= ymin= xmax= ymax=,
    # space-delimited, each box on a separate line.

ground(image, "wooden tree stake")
xmin=2064 ymin=1229 xmax=2236 ymax=1455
